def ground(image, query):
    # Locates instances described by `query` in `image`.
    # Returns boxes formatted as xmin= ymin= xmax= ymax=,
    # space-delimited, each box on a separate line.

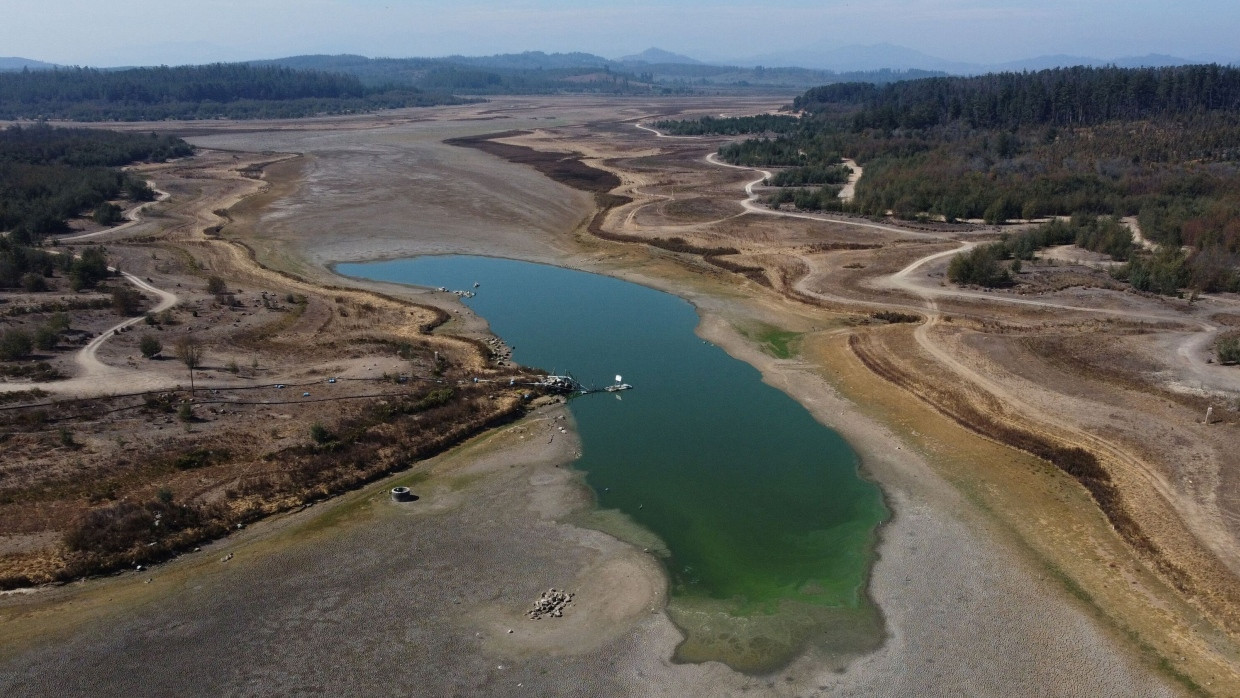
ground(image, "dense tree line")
xmin=256 ymin=54 xmax=673 ymax=95
xmin=660 ymin=65 xmax=1240 ymax=294
xmin=1070 ymin=216 xmax=1135 ymax=260
xmin=718 ymin=134 xmax=845 ymax=168
xmin=0 ymin=123 xmax=190 ymax=166
xmin=0 ymin=125 xmax=188 ymax=241
xmin=414 ymin=65 xmax=656 ymax=94
xmin=947 ymin=216 xmax=1136 ymax=287
xmin=767 ymin=163 xmax=851 ymax=186
xmin=996 ymin=216 xmax=1134 ymax=262
xmin=0 ymin=238 xmax=111 ymax=290
xmin=794 ymin=65 xmax=1240 ymax=129
xmin=254 ymin=54 xmax=943 ymax=94
xmin=651 ymin=114 xmax=799 ymax=136
xmin=765 ymin=186 xmax=844 ymax=211
xmin=0 ymin=64 xmax=464 ymax=120
xmin=946 ymin=216 xmax=1239 ymax=294
xmin=1114 ymin=247 xmax=1239 ymax=294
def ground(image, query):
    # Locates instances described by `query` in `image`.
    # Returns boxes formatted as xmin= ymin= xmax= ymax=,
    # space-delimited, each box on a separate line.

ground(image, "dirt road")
xmin=61 ymin=183 xmax=171 ymax=243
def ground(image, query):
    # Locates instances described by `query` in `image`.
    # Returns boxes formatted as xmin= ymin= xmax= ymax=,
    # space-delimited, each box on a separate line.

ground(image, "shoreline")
xmin=468 ymin=118 xmax=1240 ymax=693
xmin=280 ymin=134 xmax=1188 ymax=690
xmin=1 ymin=100 xmax=1213 ymax=695
xmin=293 ymin=125 xmax=1195 ymax=690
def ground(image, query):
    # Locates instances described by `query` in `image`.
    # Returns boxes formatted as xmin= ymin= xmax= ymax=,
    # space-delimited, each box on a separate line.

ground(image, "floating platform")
xmin=537 ymin=375 xmax=584 ymax=394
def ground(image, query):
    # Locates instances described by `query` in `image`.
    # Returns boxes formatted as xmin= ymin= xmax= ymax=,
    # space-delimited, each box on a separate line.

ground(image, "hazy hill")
xmin=0 ymin=57 xmax=59 ymax=72
xmin=992 ymin=53 xmax=1209 ymax=72
xmin=0 ymin=63 xmax=463 ymax=120
xmin=742 ymin=42 xmax=977 ymax=73
xmin=619 ymin=48 xmax=702 ymax=65
xmin=734 ymin=42 xmax=1226 ymax=74
xmin=442 ymin=51 xmax=612 ymax=70
xmin=253 ymin=53 xmax=943 ymax=93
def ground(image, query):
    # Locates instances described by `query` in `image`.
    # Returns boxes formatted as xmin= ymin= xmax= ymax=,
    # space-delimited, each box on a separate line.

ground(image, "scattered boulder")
xmin=527 ymin=588 xmax=573 ymax=620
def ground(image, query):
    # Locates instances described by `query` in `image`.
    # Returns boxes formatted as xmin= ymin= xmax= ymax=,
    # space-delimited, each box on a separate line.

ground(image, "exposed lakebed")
xmin=337 ymin=255 xmax=887 ymax=672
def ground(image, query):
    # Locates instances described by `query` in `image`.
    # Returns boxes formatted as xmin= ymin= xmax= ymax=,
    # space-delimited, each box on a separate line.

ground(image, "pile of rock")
xmin=527 ymin=588 xmax=573 ymax=620
xmin=486 ymin=337 xmax=513 ymax=366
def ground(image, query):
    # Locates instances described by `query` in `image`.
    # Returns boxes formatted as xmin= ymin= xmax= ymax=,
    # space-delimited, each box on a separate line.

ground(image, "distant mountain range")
xmin=4 ymin=44 xmax=1236 ymax=79
xmin=246 ymin=52 xmax=943 ymax=92
xmin=618 ymin=48 xmax=702 ymax=65
xmin=0 ymin=57 xmax=59 ymax=71
xmin=727 ymin=42 xmax=1236 ymax=74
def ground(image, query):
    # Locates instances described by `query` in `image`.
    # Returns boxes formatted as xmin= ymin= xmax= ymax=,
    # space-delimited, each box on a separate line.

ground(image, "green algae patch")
xmin=740 ymin=323 xmax=803 ymax=359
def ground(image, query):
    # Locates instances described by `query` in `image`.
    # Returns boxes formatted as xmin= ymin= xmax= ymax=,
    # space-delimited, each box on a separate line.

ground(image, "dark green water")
xmin=337 ymin=255 xmax=887 ymax=672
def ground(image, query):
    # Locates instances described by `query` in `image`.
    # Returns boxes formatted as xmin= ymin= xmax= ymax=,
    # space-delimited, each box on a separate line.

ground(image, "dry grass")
xmin=0 ymin=379 xmax=541 ymax=588
xmin=847 ymin=329 xmax=1222 ymax=615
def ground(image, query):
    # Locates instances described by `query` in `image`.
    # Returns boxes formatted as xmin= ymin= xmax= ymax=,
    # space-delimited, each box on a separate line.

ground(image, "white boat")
xmin=604 ymin=374 xmax=632 ymax=392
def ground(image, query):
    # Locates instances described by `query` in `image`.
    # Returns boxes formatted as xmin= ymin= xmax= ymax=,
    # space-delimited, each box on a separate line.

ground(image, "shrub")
xmin=871 ymin=311 xmax=921 ymax=323
xmin=46 ymin=312 xmax=71 ymax=332
xmin=68 ymin=247 xmax=111 ymax=291
xmin=63 ymin=497 xmax=214 ymax=555
xmin=20 ymin=272 xmax=47 ymax=292
xmin=139 ymin=334 xmax=162 ymax=358
xmin=1125 ymin=249 xmax=1190 ymax=296
xmin=172 ymin=448 xmax=227 ymax=470
xmin=947 ymin=245 xmax=1012 ymax=287
xmin=206 ymin=275 xmax=227 ymax=295
xmin=33 ymin=324 xmax=58 ymax=351
xmin=93 ymin=202 xmax=123 ymax=226
xmin=310 ymin=423 xmax=333 ymax=445
xmin=111 ymin=286 xmax=143 ymax=316
xmin=0 ymin=329 xmax=33 ymax=360
xmin=1218 ymin=335 xmax=1240 ymax=364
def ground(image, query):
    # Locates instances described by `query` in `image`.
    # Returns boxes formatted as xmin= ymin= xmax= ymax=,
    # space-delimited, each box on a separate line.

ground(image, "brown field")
xmin=2 ymin=95 xmax=1239 ymax=696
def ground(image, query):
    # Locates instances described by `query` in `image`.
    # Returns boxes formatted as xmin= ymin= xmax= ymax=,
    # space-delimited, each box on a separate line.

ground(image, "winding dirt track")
xmin=838 ymin=158 xmax=863 ymax=202
xmin=673 ymin=130 xmax=1240 ymax=650
xmin=61 ymin=183 xmax=171 ymax=243
xmin=0 ymin=187 xmax=183 ymax=396
xmin=0 ymin=274 xmax=182 ymax=396
xmin=689 ymin=144 xmax=1240 ymax=397
xmin=74 ymin=272 xmax=178 ymax=378
xmin=703 ymin=152 xmax=934 ymax=238
xmin=631 ymin=122 xmax=701 ymax=140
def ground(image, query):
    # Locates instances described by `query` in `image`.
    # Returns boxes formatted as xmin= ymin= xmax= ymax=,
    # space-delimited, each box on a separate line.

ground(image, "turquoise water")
xmin=337 ymin=255 xmax=887 ymax=672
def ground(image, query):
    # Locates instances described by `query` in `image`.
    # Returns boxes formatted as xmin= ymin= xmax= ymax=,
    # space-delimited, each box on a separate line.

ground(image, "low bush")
xmin=1218 ymin=334 xmax=1240 ymax=364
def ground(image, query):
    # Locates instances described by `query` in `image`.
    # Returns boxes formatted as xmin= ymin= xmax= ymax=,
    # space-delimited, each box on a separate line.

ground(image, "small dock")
xmin=471 ymin=373 xmax=632 ymax=397
xmin=538 ymin=374 xmax=634 ymax=396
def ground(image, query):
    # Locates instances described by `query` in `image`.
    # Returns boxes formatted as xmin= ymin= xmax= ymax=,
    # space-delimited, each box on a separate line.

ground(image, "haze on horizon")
xmin=2 ymin=0 xmax=1237 ymax=68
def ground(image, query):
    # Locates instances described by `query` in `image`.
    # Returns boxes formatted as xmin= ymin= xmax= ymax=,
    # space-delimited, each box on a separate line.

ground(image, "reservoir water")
xmin=337 ymin=255 xmax=887 ymax=672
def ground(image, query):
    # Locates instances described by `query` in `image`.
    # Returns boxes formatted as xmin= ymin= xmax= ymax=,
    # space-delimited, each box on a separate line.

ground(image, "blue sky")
xmin=2 ymin=0 xmax=1237 ymax=66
